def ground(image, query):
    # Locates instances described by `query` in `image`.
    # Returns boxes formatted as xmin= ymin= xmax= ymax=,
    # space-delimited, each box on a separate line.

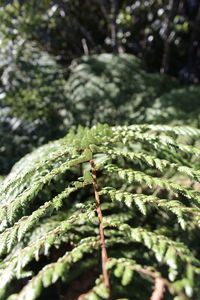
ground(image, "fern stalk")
xmin=90 ymin=159 xmax=110 ymax=291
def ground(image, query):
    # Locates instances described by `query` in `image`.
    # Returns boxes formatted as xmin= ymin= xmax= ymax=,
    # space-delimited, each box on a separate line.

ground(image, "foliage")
xmin=143 ymin=85 xmax=200 ymax=127
xmin=66 ymin=53 xmax=177 ymax=126
xmin=0 ymin=50 xmax=199 ymax=176
xmin=0 ymin=40 xmax=67 ymax=174
xmin=0 ymin=41 xmax=66 ymax=123
xmin=0 ymin=1 xmax=200 ymax=297
xmin=0 ymin=51 xmax=178 ymax=175
xmin=0 ymin=107 xmax=65 ymax=175
xmin=1 ymin=124 xmax=200 ymax=299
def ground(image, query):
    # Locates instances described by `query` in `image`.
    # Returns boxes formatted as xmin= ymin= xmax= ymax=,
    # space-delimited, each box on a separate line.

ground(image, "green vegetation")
xmin=1 ymin=124 xmax=200 ymax=299
xmin=1 ymin=1 xmax=200 ymax=299
xmin=2 ymin=50 xmax=200 ymax=175
xmin=66 ymin=54 xmax=177 ymax=126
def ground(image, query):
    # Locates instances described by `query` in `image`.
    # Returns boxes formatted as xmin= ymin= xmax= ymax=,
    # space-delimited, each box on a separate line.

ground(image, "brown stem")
xmin=90 ymin=160 xmax=110 ymax=291
xmin=150 ymin=277 xmax=165 ymax=300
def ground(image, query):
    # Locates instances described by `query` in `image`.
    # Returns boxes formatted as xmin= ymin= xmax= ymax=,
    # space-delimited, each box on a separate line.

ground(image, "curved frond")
xmin=1 ymin=124 xmax=200 ymax=299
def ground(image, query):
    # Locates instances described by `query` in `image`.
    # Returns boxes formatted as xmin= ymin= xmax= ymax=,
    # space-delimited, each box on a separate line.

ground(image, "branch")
xmin=90 ymin=160 xmax=110 ymax=291
xmin=150 ymin=277 xmax=165 ymax=300
xmin=81 ymin=38 xmax=89 ymax=55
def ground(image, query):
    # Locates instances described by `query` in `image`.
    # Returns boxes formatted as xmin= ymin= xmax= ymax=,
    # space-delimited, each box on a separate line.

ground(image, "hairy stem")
xmin=90 ymin=160 xmax=110 ymax=291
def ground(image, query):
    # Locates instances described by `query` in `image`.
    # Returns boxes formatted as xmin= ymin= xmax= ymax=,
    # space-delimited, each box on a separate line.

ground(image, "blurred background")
xmin=0 ymin=0 xmax=200 ymax=176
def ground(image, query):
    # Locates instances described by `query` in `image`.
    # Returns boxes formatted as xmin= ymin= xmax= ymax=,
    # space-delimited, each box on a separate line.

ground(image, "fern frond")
xmin=106 ymin=258 xmax=187 ymax=299
xmin=104 ymin=164 xmax=200 ymax=206
xmin=111 ymin=127 xmax=200 ymax=158
xmin=103 ymin=221 xmax=200 ymax=281
xmin=0 ymin=180 xmax=91 ymax=255
xmin=0 ymin=150 xmax=92 ymax=230
xmin=1 ymin=124 xmax=200 ymax=299
xmin=6 ymin=237 xmax=99 ymax=300
xmin=100 ymin=187 xmax=200 ymax=229
xmin=79 ymin=276 xmax=109 ymax=300
xmin=0 ymin=143 xmax=71 ymax=205
xmin=0 ymin=209 xmax=96 ymax=297
xmin=103 ymin=148 xmax=200 ymax=180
